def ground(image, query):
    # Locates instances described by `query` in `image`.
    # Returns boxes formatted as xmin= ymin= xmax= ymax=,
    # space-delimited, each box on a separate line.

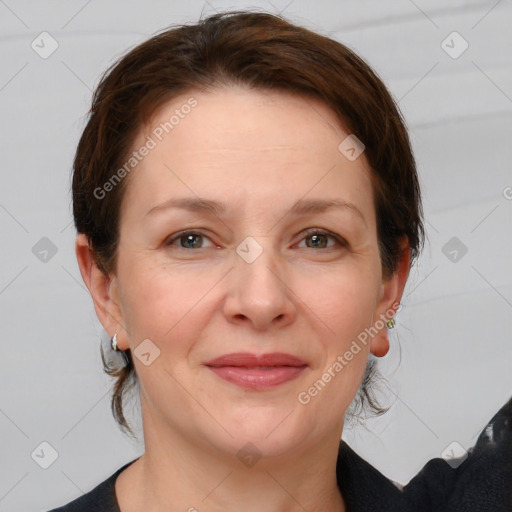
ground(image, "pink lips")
xmin=204 ymin=352 xmax=308 ymax=390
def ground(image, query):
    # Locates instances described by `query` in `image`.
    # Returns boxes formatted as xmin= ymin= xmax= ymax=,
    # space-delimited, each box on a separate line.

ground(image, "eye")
xmin=165 ymin=231 xmax=214 ymax=249
xmin=296 ymin=228 xmax=347 ymax=250
xmin=164 ymin=228 xmax=347 ymax=251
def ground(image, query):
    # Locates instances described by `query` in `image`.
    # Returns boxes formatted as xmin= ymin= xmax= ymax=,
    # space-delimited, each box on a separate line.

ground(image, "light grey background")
xmin=0 ymin=1 xmax=511 ymax=510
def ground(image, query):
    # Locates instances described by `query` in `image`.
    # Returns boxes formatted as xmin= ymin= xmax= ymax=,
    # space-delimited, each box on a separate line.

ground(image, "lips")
xmin=204 ymin=352 xmax=308 ymax=390
xmin=204 ymin=352 xmax=308 ymax=368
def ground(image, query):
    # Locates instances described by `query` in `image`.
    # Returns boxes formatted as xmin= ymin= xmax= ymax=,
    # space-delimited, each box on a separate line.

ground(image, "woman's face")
xmin=90 ymin=87 xmax=404 ymax=460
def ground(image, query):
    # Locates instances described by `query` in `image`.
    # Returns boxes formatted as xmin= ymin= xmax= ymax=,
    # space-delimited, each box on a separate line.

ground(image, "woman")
xmin=49 ymin=10 xmax=510 ymax=512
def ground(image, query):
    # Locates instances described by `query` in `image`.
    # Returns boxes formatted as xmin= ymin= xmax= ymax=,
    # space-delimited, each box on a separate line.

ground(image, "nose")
xmin=223 ymin=237 xmax=296 ymax=331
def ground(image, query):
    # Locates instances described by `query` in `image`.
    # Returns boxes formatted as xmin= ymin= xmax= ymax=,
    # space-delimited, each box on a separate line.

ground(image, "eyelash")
xmin=164 ymin=228 xmax=347 ymax=250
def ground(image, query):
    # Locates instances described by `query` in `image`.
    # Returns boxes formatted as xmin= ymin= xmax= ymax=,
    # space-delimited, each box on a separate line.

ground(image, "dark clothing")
xmin=47 ymin=459 xmax=133 ymax=512
xmin=47 ymin=398 xmax=512 ymax=512
xmin=402 ymin=397 xmax=512 ymax=512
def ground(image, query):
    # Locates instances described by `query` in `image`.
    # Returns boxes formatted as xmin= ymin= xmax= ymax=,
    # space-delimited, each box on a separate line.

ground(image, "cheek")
xmin=299 ymin=263 xmax=380 ymax=338
xmin=297 ymin=264 xmax=380 ymax=393
xmin=117 ymin=255 xmax=218 ymax=347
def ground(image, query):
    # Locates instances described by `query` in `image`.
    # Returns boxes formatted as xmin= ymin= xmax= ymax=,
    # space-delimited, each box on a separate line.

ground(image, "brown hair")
xmin=72 ymin=10 xmax=424 ymax=438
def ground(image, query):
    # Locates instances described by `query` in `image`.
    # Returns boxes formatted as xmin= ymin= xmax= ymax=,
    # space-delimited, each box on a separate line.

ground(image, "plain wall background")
xmin=0 ymin=1 xmax=511 ymax=510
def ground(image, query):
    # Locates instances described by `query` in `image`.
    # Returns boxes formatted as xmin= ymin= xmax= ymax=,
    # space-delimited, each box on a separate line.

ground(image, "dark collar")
xmin=336 ymin=441 xmax=404 ymax=512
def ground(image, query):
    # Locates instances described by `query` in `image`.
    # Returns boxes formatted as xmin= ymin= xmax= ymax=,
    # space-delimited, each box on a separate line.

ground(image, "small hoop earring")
xmin=111 ymin=333 xmax=119 ymax=351
xmin=386 ymin=318 xmax=396 ymax=329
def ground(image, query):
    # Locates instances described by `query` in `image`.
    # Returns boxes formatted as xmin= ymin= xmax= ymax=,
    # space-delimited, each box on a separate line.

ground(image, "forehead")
xmin=122 ymin=87 xmax=375 ymax=224
xmin=145 ymin=86 xmax=350 ymax=154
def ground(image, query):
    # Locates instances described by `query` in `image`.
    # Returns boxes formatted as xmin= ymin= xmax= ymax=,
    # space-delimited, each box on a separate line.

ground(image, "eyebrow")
xmin=145 ymin=197 xmax=366 ymax=225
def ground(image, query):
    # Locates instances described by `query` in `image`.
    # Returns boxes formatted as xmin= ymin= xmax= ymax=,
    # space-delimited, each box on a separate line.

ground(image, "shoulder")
xmin=337 ymin=397 xmax=511 ymax=512
xmin=45 ymin=458 xmax=139 ymax=512
xmin=402 ymin=397 xmax=512 ymax=512
xmin=336 ymin=440 xmax=404 ymax=512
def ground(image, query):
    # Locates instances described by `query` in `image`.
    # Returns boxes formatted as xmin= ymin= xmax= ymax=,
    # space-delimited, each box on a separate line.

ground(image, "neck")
xmin=116 ymin=405 xmax=346 ymax=512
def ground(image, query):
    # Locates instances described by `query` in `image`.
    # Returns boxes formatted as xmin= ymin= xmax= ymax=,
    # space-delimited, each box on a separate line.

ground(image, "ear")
xmin=370 ymin=237 xmax=411 ymax=357
xmin=75 ymin=233 xmax=129 ymax=350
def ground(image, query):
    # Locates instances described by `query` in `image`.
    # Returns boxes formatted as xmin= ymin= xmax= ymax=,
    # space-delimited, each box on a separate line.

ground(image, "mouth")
xmin=204 ymin=352 xmax=308 ymax=390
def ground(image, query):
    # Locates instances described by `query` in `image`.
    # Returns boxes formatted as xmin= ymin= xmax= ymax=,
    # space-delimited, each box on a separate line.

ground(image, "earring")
xmin=111 ymin=332 xmax=119 ymax=351
xmin=386 ymin=318 xmax=396 ymax=329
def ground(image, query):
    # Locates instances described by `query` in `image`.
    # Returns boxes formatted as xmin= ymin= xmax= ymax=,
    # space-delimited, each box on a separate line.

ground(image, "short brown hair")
xmin=72 ymin=10 xmax=424 ymax=437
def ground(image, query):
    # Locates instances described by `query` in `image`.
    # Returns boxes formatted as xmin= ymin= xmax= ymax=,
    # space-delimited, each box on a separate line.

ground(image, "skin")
xmin=76 ymin=86 xmax=410 ymax=512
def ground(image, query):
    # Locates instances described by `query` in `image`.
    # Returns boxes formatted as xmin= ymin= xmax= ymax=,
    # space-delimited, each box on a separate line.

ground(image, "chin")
xmin=214 ymin=412 xmax=312 ymax=458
